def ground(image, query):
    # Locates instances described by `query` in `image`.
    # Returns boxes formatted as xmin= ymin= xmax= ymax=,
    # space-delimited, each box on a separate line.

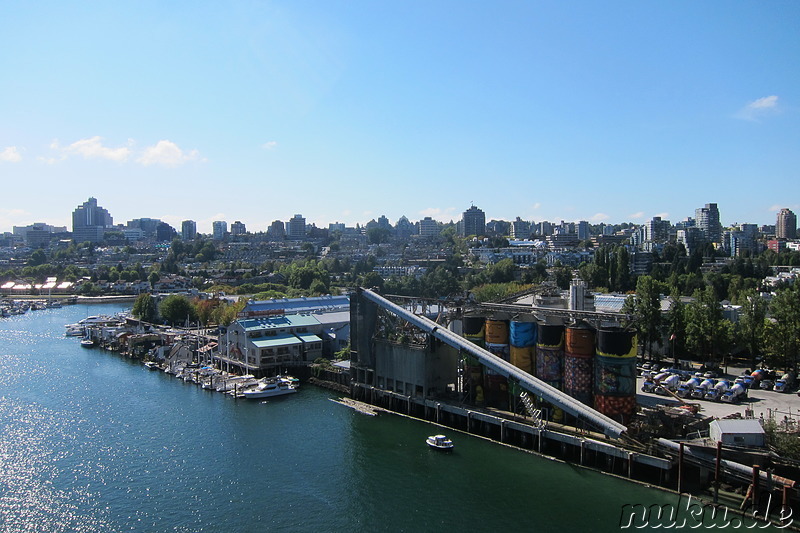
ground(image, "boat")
xmin=143 ymin=361 xmax=160 ymax=370
xmin=80 ymin=338 xmax=95 ymax=348
xmin=242 ymin=378 xmax=298 ymax=399
xmin=426 ymin=434 xmax=454 ymax=450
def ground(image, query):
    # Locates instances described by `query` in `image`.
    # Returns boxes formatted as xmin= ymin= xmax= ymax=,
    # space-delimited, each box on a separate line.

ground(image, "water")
xmin=0 ymin=303 xmax=687 ymax=532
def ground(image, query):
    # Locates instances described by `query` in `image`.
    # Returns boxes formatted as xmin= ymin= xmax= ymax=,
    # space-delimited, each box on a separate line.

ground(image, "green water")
xmin=0 ymin=304 xmax=756 ymax=532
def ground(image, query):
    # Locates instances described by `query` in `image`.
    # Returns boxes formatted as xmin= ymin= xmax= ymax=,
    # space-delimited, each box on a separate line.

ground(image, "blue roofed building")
xmin=217 ymin=295 xmax=350 ymax=376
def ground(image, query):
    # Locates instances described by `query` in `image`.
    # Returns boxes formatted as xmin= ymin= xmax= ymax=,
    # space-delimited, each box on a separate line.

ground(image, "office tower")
xmin=212 ymin=220 xmax=227 ymax=240
xmin=695 ymin=203 xmax=722 ymax=244
xmin=72 ymin=197 xmax=113 ymax=243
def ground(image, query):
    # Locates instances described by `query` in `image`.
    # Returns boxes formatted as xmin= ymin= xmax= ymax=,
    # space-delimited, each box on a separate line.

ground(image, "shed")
xmin=709 ymin=419 xmax=766 ymax=448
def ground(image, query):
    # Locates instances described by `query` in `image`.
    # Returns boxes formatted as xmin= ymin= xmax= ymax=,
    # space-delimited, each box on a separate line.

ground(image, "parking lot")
xmin=636 ymin=364 xmax=800 ymax=422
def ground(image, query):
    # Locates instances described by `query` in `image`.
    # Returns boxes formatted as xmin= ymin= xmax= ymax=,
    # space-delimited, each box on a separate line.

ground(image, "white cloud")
xmin=54 ymin=136 xmax=131 ymax=162
xmin=590 ymin=213 xmax=610 ymax=222
xmin=628 ymin=211 xmax=645 ymax=220
xmin=532 ymin=203 xmax=541 ymax=210
xmin=262 ymin=141 xmax=278 ymax=150
xmin=654 ymin=212 xmax=669 ymax=219
xmin=137 ymin=140 xmax=202 ymax=167
xmin=736 ymin=95 xmax=780 ymax=121
xmin=419 ymin=207 xmax=457 ymax=220
xmin=0 ymin=146 xmax=22 ymax=163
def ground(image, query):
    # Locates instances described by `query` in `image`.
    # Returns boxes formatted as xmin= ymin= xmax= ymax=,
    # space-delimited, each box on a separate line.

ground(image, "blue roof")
xmin=239 ymin=314 xmax=321 ymax=332
xmin=243 ymin=295 xmax=350 ymax=316
xmin=593 ymin=294 xmax=629 ymax=313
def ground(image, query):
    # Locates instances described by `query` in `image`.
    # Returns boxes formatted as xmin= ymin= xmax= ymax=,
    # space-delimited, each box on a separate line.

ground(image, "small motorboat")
xmin=426 ymin=434 xmax=454 ymax=450
xmin=80 ymin=338 xmax=95 ymax=348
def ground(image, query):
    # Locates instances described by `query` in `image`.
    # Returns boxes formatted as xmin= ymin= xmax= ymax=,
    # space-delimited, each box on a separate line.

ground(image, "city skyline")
xmin=1 ymin=2 xmax=798 ymax=233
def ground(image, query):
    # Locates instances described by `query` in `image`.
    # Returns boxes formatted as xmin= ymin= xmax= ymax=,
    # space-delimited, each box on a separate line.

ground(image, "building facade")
xmin=695 ymin=203 xmax=722 ymax=244
xmin=286 ymin=214 xmax=306 ymax=239
xmin=181 ymin=220 xmax=197 ymax=241
xmin=459 ymin=205 xmax=486 ymax=237
xmin=212 ymin=221 xmax=227 ymax=240
xmin=777 ymin=208 xmax=797 ymax=239
xmin=72 ymin=197 xmax=113 ymax=243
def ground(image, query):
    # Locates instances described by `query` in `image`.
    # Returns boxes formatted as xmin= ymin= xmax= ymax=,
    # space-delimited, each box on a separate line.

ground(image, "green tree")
xmin=159 ymin=294 xmax=197 ymax=326
xmin=685 ymin=286 xmax=723 ymax=362
xmin=736 ymin=288 xmax=768 ymax=368
xmin=768 ymin=284 xmax=800 ymax=370
xmin=631 ymin=276 xmax=663 ymax=359
xmin=132 ymin=293 xmax=158 ymax=323
xmin=27 ymin=250 xmax=47 ymax=266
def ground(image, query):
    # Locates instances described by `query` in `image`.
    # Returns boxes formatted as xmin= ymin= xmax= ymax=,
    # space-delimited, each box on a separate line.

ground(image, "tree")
xmin=553 ymin=265 xmax=572 ymax=290
xmin=666 ymin=289 xmax=687 ymax=361
xmin=132 ymin=293 xmax=158 ymax=323
xmin=631 ymin=276 xmax=663 ymax=359
xmin=768 ymin=284 xmax=800 ymax=370
xmin=159 ymin=294 xmax=197 ymax=326
xmin=736 ymin=288 xmax=768 ymax=368
xmin=27 ymin=250 xmax=47 ymax=266
xmin=685 ymin=286 xmax=723 ymax=362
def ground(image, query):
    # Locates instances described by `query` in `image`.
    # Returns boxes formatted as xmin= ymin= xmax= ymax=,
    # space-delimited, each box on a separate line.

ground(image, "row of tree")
xmin=132 ymin=293 xmax=246 ymax=327
xmin=624 ymin=276 xmax=800 ymax=370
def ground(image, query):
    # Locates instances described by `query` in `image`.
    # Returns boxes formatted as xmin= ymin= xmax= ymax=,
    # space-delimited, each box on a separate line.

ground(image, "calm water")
xmin=0 ymin=303 xmax=683 ymax=532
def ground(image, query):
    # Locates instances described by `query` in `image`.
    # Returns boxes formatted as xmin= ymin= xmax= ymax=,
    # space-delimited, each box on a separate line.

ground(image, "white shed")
xmin=709 ymin=419 xmax=766 ymax=448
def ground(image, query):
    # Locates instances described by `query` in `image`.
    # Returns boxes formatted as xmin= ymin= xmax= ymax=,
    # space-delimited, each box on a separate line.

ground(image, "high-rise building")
xmin=459 ymin=205 xmax=485 ymax=237
xmin=577 ymin=220 xmax=590 ymax=241
xmin=419 ymin=217 xmax=439 ymax=237
xmin=72 ymin=197 xmax=113 ymax=243
xmin=181 ymin=220 xmax=197 ymax=241
xmin=695 ymin=203 xmax=722 ymax=244
xmin=777 ymin=208 xmax=797 ymax=239
xmin=510 ymin=217 xmax=531 ymax=239
xmin=231 ymin=221 xmax=246 ymax=236
xmin=268 ymin=220 xmax=286 ymax=240
xmin=212 ymin=221 xmax=227 ymax=240
xmin=286 ymin=214 xmax=306 ymax=239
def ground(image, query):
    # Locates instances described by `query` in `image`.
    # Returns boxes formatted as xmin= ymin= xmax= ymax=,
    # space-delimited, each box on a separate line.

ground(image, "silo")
xmin=484 ymin=318 xmax=511 ymax=410
xmin=563 ymin=322 xmax=595 ymax=406
xmin=510 ymin=320 xmax=537 ymax=375
xmin=594 ymin=328 xmax=638 ymax=424
xmin=462 ymin=316 xmax=486 ymax=347
xmin=461 ymin=316 xmax=485 ymax=398
xmin=484 ymin=319 xmax=509 ymax=345
xmin=536 ymin=324 xmax=564 ymax=389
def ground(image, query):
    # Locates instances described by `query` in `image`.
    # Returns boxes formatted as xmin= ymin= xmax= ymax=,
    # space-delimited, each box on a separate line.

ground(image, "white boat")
xmin=65 ymin=324 xmax=85 ymax=336
xmin=143 ymin=361 xmax=160 ymax=370
xmin=426 ymin=434 xmax=454 ymax=450
xmin=80 ymin=338 xmax=96 ymax=348
xmin=242 ymin=378 xmax=298 ymax=399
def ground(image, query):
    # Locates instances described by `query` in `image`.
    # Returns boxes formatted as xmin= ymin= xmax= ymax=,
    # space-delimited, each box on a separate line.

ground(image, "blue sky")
xmin=1 ymin=1 xmax=798 ymax=234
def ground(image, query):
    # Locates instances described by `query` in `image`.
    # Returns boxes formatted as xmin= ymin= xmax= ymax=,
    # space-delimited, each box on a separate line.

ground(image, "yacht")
xmin=242 ymin=378 xmax=298 ymax=399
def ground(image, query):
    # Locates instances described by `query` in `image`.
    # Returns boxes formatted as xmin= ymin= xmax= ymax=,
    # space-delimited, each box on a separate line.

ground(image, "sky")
xmin=1 ymin=1 xmax=798 ymax=234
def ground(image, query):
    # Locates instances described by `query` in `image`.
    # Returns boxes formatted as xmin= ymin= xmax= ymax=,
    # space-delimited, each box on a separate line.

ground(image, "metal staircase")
xmin=520 ymin=391 xmax=545 ymax=428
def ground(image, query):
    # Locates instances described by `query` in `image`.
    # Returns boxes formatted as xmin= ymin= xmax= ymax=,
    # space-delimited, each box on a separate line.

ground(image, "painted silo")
xmin=510 ymin=320 xmax=537 ymax=375
xmin=510 ymin=345 xmax=534 ymax=374
xmin=483 ymin=367 xmax=509 ymax=411
xmin=485 ymin=319 xmax=510 ymax=345
xmin=510 ymin=320 xmax=537 ymax=347
xmin=485 ymin=342 xmax=510 ymax=362
xmin=594 ymin=327 xmax=638 ymax=424
xmin=462 ymin=316 xmax=486 ymax=347
xmin=536 ymin=324 xmax=564 ymax=388
xmin=563 ymin=322 xmax=595 ymax=406
xmin=462 ymin=316 xmax=486 ymax=398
